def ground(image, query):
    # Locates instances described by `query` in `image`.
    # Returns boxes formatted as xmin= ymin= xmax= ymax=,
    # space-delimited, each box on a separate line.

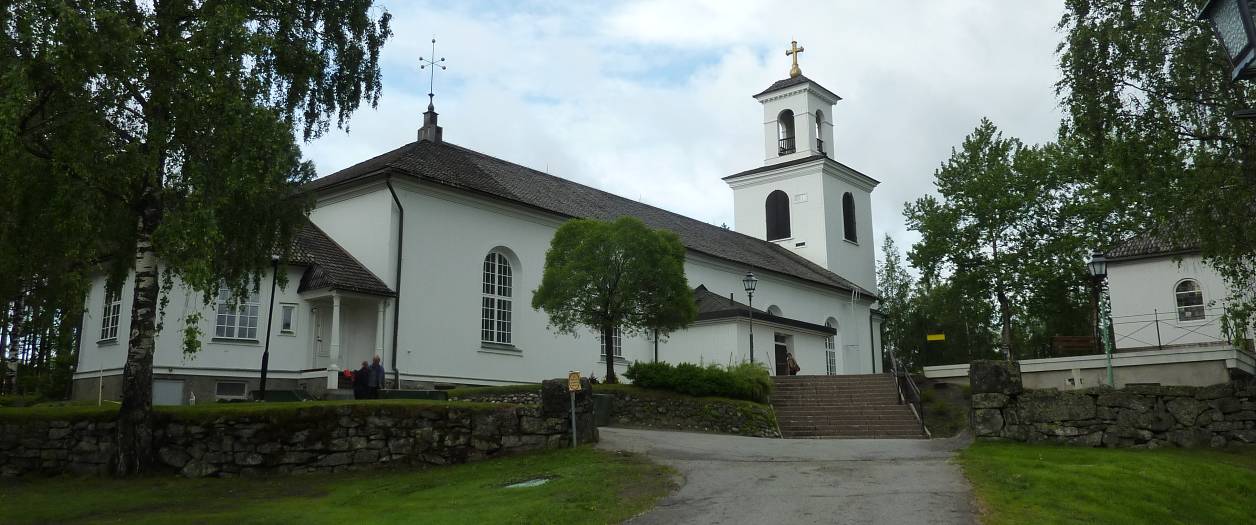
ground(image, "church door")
xmin=312 ymin=307 xmax=328 ymax=367
xmin=774 ymin=333 xmax=790 ymax=376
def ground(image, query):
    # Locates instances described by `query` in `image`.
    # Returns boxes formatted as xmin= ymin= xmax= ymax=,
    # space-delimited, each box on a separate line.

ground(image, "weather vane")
xmin=419 ymin=37 xmax=447 ymax=110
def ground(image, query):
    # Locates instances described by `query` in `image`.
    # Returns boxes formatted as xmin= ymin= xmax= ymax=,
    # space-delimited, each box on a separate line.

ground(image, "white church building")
xmin=72 ymin=62 xmax=884 ymax=404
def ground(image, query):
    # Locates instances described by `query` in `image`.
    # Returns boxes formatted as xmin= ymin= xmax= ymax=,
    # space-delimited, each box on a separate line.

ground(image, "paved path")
xmin=598 ymin=428 xmax=976 ymax=525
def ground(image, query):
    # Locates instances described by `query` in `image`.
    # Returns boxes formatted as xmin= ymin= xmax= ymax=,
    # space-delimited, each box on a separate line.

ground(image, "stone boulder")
xmin=969 ymin=360 xmax=1023 ymax=395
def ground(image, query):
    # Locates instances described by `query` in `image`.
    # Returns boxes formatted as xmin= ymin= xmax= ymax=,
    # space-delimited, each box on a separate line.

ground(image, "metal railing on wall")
xmin=1111 ymin=307 xmax=1230 ymax=351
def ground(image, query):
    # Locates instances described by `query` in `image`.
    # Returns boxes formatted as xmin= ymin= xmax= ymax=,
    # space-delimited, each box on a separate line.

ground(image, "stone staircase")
xmin=771 ymin=374 xmax=926 ymax=439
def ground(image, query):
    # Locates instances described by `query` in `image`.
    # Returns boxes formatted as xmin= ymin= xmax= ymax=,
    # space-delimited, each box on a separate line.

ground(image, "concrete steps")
xmin=771 ymin=374 xmax=926 ymax=439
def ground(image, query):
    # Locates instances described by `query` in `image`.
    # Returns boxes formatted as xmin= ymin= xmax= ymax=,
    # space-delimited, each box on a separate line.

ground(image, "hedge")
xmin=623 ymin=361 xmax=773 ymax=403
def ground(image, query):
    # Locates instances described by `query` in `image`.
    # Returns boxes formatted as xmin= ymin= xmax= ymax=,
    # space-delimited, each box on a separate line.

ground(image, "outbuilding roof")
xmin=692 ymin=285 xmax=835 ymax=334
xmin=305 ymin=139 xmax=876 ymax=298
xmin=289 ymin=222 xmax=395 ymax=297
xmin=1106 ymin=231 xmax=1199 ymax=261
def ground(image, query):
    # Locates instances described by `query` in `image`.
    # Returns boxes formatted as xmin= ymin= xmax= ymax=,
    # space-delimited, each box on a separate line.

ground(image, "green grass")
xmin=958 ymin=441 xmax=1256 ymax=524
xmin=0 ymin=446 xmax=675 ymax=525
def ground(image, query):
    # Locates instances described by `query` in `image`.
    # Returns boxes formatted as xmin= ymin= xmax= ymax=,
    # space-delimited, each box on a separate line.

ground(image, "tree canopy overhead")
xmin=0 ymin=0 xmax=392 ymax=474
xmin=531 ymin=217 xmax=697 ymax=383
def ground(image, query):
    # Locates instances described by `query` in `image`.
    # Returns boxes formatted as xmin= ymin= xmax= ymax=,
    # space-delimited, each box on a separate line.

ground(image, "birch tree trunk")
xmin=115 ymin=198 xmax=161 ymax=475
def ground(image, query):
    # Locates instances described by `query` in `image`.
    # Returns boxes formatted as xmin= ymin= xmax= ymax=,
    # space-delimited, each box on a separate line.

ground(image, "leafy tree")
xmin=1057 ymin=0 xmax=1256 ymax=342
xmin=532 ymin=217 xmax=697 ymax=383
xmin=0 ymin=1 xmax=392 ymax=474
xmin=876 ymin=235 xmax=917 ymax=369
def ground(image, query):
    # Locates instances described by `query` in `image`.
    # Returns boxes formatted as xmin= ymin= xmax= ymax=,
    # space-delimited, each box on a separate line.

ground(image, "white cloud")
xmin=302 ymin=0 xmax=1066 ymax=262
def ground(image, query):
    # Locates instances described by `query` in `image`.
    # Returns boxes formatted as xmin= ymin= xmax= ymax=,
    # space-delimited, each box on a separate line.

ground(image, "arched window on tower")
xmin=777 ymin=110 xmax=796 ymax=155
xmin=765 ymin=190 xmax=791 ymax=241
xmin=842 ymin=192 xmax=857 ymax=243
xmin=815 ymin=110 xmax=825 ymax=155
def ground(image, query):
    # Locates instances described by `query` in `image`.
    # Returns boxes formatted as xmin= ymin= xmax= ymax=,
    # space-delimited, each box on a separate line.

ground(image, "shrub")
xmin=623 ymin=360 xmax=773 ymax=403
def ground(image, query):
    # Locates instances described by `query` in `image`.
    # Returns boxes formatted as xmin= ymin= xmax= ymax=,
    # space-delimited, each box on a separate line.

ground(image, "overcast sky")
xmin=303 ymin=0 xmax=1066 ymax=262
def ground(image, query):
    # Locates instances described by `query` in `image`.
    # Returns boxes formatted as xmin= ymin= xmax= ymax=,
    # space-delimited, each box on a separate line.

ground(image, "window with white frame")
xmin=279 ymin=304 xmax=297 ymax=334
xmin=826 ymin=350 xmax=837 ymax=375
xmin=214 ymin=286 xmax=260 ymax=340
xmin=481 ymin=251 xmax=513 ymax=344
xmin=1175 ymin=280 xmax=1205 ymax=322
xmin=600 ymin=327 xmax=622 ymax=359
xmin=100 ymin=290 xmax=122 ymax=341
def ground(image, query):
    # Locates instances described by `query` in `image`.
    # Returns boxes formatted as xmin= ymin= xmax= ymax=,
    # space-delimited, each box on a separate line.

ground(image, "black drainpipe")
xmin=385 ymin=177 xmax=405 ymax=388
xmin=868 ymin=303 xmax=876 ymax=374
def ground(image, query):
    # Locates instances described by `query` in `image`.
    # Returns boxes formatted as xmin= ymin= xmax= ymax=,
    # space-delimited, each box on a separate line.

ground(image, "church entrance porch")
xmin=774 ymin=333 xmax=793 ymax=376
xmin=303 ymin=291 xmax=389 ymax=390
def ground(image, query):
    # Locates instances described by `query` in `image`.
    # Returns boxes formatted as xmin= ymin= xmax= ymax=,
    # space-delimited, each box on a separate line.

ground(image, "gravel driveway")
xmin=598 ymin=427 xmax=976 ymax=525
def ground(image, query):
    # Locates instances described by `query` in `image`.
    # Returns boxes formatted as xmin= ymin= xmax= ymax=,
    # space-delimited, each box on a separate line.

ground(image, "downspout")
xmin=385 ymin=176 xmax=405 ymax=388
xmin=868 ymin=307 xmax=876 ymax=374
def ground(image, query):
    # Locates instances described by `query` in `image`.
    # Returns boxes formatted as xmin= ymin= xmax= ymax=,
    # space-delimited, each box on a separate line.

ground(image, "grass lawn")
xmin=0 ymin=447 xmax=674 ymax=525
xmin=958 ymin=441 xmax=1256 ymax=525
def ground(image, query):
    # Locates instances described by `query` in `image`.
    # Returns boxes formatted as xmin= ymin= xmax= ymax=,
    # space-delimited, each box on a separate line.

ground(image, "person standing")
xmin=369 ymin=355 xmax=385 ymax=399
xmin=353 ymin=360 xmax=370 ymax=400
xmin=786 ymin=352 xmax=800 ymax=376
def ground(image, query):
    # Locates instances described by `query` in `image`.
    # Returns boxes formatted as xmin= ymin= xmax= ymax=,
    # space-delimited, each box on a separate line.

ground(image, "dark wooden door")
xmin=774 ymin=333 xmax=789 ymax=376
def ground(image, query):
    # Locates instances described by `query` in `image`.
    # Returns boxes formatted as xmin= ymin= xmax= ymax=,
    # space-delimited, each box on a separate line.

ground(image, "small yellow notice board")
xmin=927 ymin=333 xmax=945 ymax=342
xmin=567 ymin=371 xmax=582 ymax=392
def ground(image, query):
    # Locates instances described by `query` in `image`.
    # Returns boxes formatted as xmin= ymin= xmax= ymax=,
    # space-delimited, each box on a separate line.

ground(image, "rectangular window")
xmin=826 ymin=350 xmax=837 ymax=375
xmin=215 ymin=381 xmax=247 ymax=400
xmin=600 ymin=328 xmax=622 ymax=359
xmin=214 ymin=286 xmax=260 ymax=340
xmin=279 ymin=304 xmax=297 ymax=334
xmin=100 ymin=290 xmax=121 ymax=341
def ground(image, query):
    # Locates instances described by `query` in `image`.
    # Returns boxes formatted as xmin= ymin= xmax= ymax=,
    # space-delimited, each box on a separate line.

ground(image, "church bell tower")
xmin=724 ymin=41 xmax=879 ymax=294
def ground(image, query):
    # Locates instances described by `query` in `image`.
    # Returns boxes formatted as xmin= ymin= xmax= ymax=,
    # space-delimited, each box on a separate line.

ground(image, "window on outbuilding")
xmin=481 ymin=251 xmax=514 ymax=344
xmin=100 ymin=290 xmax=121 ymax=341
xmin=765 ymin=190 xmax=791 ymax=241
xmin=215 ymin=286 xmax=260 ymax=340
xmin=842 ymin=192 xmax=857 ymax=243
xmin=1175 ymin=279 xmax=1205 ymax=322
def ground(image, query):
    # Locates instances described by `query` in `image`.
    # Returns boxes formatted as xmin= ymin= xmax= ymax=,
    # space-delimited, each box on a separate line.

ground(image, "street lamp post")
xmin=742 ymin=271 xmax=759 ymax=365
xmin=1087 ymin=252 xmax=1115 ymax=387
xmin=1200 ymin=0 xmax=1256 ymax=117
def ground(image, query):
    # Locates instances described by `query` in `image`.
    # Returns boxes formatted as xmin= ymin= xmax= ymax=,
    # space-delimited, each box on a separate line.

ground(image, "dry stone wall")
xmin=598 ymin=386 xmax=780 ymax=438
xmin=969 ymin=360 xmax=1256 ymax=448
xmin=0 ymin=378 xmax=596 ymax=478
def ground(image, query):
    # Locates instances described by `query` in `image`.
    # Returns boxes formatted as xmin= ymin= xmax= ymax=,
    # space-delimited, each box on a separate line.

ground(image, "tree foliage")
xmin=532 ymin=217 xmax=697 ymax=383
xmin=0 ymin=0 xmax=391 ymax=474
xmin=1057 ymin=0 xmax=1256 ymax=342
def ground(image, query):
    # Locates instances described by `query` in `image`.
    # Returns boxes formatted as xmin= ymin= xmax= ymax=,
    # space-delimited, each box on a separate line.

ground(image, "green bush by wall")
xmin=623 ymin=361 xmax=773 ymax=403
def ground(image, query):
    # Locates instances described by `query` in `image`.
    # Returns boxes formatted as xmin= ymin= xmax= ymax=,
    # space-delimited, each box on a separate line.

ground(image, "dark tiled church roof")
xmin=753 ymin=74 xmax=841 ymax=101
xmin=693 ymin=285 xmax=835 ymax=334
xmin=305 ymin=139 xmax=875 ymax=298
xmin=1106 ymin=231 xmax=1200 ymax=261
xmin=289 ymin=222 xmax=394 ymax=297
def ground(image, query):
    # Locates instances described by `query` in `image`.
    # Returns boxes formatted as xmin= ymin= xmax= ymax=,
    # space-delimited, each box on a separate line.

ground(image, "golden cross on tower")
xmin=786 ymin=40 xmax=805 ymax=78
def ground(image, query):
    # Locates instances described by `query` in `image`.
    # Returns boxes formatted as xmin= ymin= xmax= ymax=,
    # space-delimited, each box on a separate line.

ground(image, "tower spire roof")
xmin=418 ymin=38 xmax=448 ymax=142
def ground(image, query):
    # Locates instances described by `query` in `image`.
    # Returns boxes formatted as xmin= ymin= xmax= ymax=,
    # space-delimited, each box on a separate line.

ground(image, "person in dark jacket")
xmin=353 ymin=361 xmax=370 ymax=400
xmin=368 ymin=355 xmax=385 ymax=399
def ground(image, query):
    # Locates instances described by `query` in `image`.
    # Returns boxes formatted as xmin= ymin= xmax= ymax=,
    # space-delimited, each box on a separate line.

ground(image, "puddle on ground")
xmin=505 ymin=478 xmax=552 ymax=489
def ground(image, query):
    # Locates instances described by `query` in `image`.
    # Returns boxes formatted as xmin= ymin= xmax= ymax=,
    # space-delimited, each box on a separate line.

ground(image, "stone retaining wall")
xmin=599 ymin=386 xmax=780 ymax=438
xmin=0 ymin=378 xmax=595 ymax=478
xmin=969 ymin=360 xmax=1256 ymax=447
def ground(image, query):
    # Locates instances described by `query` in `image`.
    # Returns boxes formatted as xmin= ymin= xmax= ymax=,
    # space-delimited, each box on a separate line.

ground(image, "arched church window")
xmin=1175 ymin=279 xmax=1205 ymax=322
xmin=842 ymin=192 xmax=857 ymax=243
xmin=777 ymin=110 xmax=796 ymax=155
xmin=481 ymin=251 xmax=513 ymax=344
xmin=815 ymin=110 xmax=825 ymax=154
xmin=765 ymin=190 xmax=791 ymax=241
xmin=825 ymin=318 xmax=839 ymax=375
xmin=824 ymin=318 xmax=837 ymax=350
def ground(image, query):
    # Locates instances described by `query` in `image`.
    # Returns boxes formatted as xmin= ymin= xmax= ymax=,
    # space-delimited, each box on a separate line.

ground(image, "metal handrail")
xmin=889 ymin=349 xmax=928 ymax=436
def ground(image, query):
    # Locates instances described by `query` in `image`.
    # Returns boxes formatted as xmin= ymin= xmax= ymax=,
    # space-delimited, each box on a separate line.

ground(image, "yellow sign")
xmin=567 ymin=371 xmax=582 ymax=392
xmin=927 ymin=334 xmax=946 ymax=342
